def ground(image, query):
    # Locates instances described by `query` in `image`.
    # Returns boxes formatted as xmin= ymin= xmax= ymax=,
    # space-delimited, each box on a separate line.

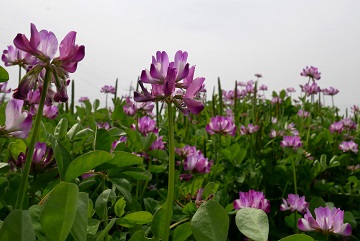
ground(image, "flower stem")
xmin=292 ymin=156 xmax=298 ymax=195
xmin=15 ymin=67 xmax=51 ymax=209
xmin=163 ymin=102 xmax=175 ymax=241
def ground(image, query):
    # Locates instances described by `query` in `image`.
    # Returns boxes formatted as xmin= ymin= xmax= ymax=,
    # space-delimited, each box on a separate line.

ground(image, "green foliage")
xmin=191 ymin=200 xmax=229 ymax=241
xmin=0 ymin=66 xmax=9 ymax=82
xmin=235 ymin=208 xmax=269 ymax=241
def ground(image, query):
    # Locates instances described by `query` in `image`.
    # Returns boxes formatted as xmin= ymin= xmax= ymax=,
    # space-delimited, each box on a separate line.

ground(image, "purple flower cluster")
xmin=339 ymin=140 xmax=358 ymax=154
xmin=233 ymin=190 xmax=271 ymax=213
xmin=0 ymin=82 xmax=11 ymax=94
xmin=300 ymin=66 xmax=321 ymax=80
xmin=134 ymin=51 xmax=205 ymax=116
xmin=100 ymin=85 xmax=115 ymax=94
xmin=280 ymin=194 xmax=309 ymax=213
xmin=280 ymin=136 xmax=303 ymax=149
xmin=123 ymin=96 xmax=154 ymax=116
xmin=206 ymin=116 xmax=236 ymax=136
xmin=300 ymin=82 xmax=321 ymax=96
xmin=0 ymin=99 xmax=33 ymax=139
xmin=239 ymin=123 xmax=259 ymax=135
xmin=323 ymin=87 xmax=339 ymax=96
xmin=131 ymin=116 xmax=158 ymax=136
xmin=298 ymin=207 xmax=352 ymax=236
xmin=176 ymin=145 xmax=212 ymax=181
xmin=6 ymin=23 xmax=85 ymax=103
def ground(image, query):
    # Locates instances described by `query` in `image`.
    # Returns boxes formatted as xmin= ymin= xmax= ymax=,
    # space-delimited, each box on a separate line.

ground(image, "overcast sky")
xmin=1 ymin=0 xmax=360 ymax=112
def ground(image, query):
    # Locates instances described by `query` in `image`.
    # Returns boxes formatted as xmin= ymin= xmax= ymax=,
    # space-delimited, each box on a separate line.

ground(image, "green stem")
xmin=163 ymin=102 xmax=175 ymax=241
xmin=292 ymin=156 xmax=298 ymax=195
xmin=211 ymin=134 xmax=220 ymax=181
xmin=18 ymin=66 xmax=22 ymax=83
xmin=15 ymin=67 xmax=51 ymax=209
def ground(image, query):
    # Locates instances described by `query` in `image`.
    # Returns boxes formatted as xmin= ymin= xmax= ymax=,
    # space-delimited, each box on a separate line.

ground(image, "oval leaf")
xmin=235 ymin=208 xmax=269 ymax=241
xmin=0 ymin=209 xmax=35 ymax=241
xmin=95 ymin=189 xmax=116 ymax=219
xmin=70 ymin=192 xmax=89 ymax=241
xmin=40 ymin=183 xmax=79 ymax=241
xmin=279 ymin=234 xmax=314 ymax=241
xmin=0 ymin=66 xmax=9 ymax=82
xmin=191 ymin=200 xmax=229 ymax=241
xmin=64 ymin=151 xmax=113 ymax=182
xmin=117 ymin=211 xmax=153 ymax=227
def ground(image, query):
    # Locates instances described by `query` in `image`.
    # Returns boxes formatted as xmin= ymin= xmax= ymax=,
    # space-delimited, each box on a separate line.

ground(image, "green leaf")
xmin=173 ymin=222 xmax=192 ymax=241
xmin=70 ymin=192 xmax=89 ymax=241
xmin=117 ymin=211 xmax=153 ymax=227
xmin=151 ymin=207 xmax=166 ymax=240
xmin=202 ymin=182 xmax=219 ymax=199
xmin=114 ymin=197 xmax=126 ymax=217
xmin=66 ymin=123 xmax=84 ymax=140
xmin=28 ymin=205 xmax=47 ymax=240
xmin=278 ymin=234 xmax=314 ymax=241
xmin=115 ymin=167 xmax=152 ymax=181
xmin=284 ymin=212 xmax=302 ymax=229
xmin=93 ymin=99 xmax=100 ymax=111
xmin=87 ymin=219 xmax=100 ymax=235
xmin=96 ymin=151 xmax=143 ymax=171
xmin=54 ymin=118 xmax=68 ymax=140
xmin=344 ymin=211 xmax=357 ymax=229
xmin=8 ymin=139 xmax=27 ymax=159
xmin=235 ymin=208 xmax=269 ymax=241
xmin=40 ymin=183 xmax=79 ymax=241
xmin=64 ymin=151 xmax=113 ymax=182
xmin=0 ymin=66 xmax=9 ymax=82
xmin=94 ymin=128 xmax=111 ymax=152
xmin=146 ymin=149 xmax=168 ymax=161
xmin=129 ymin=230 xmax=156 ymax=241
xmin=191 ymin=200 xmax=229 ymax=241
xmin=95 ymin=189 xmax=116 ymax=219
xmin=142 ymin=133 xmax=157 ymax=150
xmin=95 ymin=218 xmax=116 ymax=241
xmin=125 ymin=128 xmax=142 ymax=151
xmin=0 ymin=163 xmax=10 ymax=174
xmin=54 ymin=141 xmax=72 ymax=181
xmin=110 ymin=178 xmax=133 ymax=202
xmin=0 ymin=209 xmax=36 ymax=241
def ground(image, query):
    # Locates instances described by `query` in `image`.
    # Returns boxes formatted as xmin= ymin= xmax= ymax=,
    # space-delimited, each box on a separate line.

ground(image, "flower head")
xmin=0 ymin=82 xmax=11 ymax=94
xmin=134 ymin=51 xmax=205 ymax=116
xmin=280 ymin=136 xmax=303 ymax=149
xmin=323 ymin=87 xmax=339 ymax=96
xmin=339 ymin=140 xmax=358 ymax=154
xmin=280 ymin=194 xmax=309 ymax=213
xmin=300 ymin=66 xmax=321 ymax=80
xmin=234 ymin=190 xmax=271 ymax=213
xmin=100 ymin=85 xmax=115 ymax=94
xmin=183 ymin=153 xmax=212 ymax=174
xmin=131 ymin=116 xmax=157 ymax=136
xmin=240 ymin=123 xmax=259 ymax=135
xmin=79 ymin=96 xmax=89 ymax=102
xmin=1 ymin=99 xmax=33 ymax=138
xmin=2 ymin=45 xmax=36 ymax=67
xmin=329 ymin=121 xmax=344 ymax=134
xmin=298 ymin=207 xmax=352 ymax=236
xmin=206 ymin=116 xmax=236 ymax=136
xmin=300 ymin=82 xmax=321 ymax=96
xmin=12 ymin=23 xmax=85 ymax=103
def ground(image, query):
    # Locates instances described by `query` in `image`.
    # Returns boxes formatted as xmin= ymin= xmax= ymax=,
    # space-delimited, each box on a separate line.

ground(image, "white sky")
xmin=1 ymin=0 xmax=360 ymax=112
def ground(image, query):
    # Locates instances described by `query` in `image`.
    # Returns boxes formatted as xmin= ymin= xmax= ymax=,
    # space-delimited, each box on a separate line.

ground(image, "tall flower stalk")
xmin=6 ymin=23 xmax=85 ymax=209
xmin=134 ymin=50 xmax=205 ymax=241
xmin=15 ymin=67 xmax=51 ymax=208
xmin=164 ymin=102 xmax=175 ymax=240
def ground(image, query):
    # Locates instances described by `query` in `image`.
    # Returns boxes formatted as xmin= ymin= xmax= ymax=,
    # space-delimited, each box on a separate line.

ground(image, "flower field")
xmin=0 ymin=24 xmax=359 ymax=241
